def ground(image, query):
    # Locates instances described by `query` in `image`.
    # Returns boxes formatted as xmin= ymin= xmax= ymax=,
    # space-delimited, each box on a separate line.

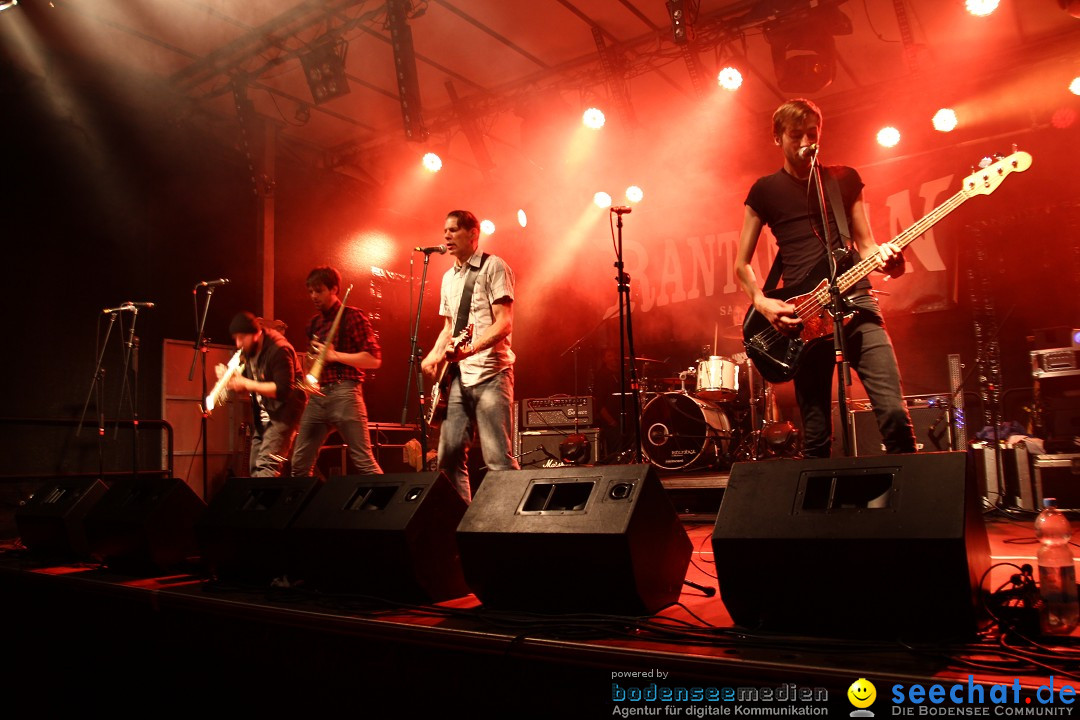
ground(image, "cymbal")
xmin=717 ymin=324 xmax=743 ymax=340
xmin=630 ymin=356 xmax=667 ymax=365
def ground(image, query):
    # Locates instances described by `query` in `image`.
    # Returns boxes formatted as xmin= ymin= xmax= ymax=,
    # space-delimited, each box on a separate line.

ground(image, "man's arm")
xmin=733 ymin=204 xmax=800 ymax=332
xmin=312 ymin=309 xmax=382 ymax=370
xmin=448 ymin=298 xmax=513 ymax=361
xmin=421 ymin=316 xmax=454 ymax=378
xmin=850 ymin=193 xmax=905 ymax=278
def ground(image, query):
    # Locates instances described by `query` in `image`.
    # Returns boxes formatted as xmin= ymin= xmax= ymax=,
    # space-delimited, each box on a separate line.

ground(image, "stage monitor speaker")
xmin=712 ymin=452 xmax=990 ymax=640
xmin=83 ymin=476 xmax=207 ymax=573
xmin=15 ymin=478 xmax=108 ymax=560
xmin=289 ymin=471 xmax=469 ymax=601
xmin=195 ymin=475 xmax=322 ymax=584
xmin=456 ymin=464 xmax=692 ymax=615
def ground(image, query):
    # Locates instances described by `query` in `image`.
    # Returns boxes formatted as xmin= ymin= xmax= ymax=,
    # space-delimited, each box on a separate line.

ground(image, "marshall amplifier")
xmin=521 ymin=396 xmax=594 ymax=429
xmin=832 ymin=394 xmax=954 ymax=457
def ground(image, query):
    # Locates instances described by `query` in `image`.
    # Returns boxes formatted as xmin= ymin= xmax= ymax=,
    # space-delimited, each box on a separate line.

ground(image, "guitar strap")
xmin=762 ymin=168 xmax=851 ymax=293
xmin=453 ymin=252 xmax=488 ymax=335
xmin=823 ymin=167 xmax=852 ymax=247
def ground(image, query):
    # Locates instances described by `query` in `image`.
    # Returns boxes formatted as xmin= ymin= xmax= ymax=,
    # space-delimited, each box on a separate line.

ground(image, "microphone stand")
xmin=402 ymin=251 xmax=436 ymax=462
xmin=189 ymin=284 xmax=218 ymax=496
xmin=77 ymin=311 xmax=120 ymax=479
xmin=116 ymin=308 xmax=142 ymax=479
xmin=808 ymin=151 xmax=853 ymax=457
xmin=611 ymin=208 xmax=643 ymax=464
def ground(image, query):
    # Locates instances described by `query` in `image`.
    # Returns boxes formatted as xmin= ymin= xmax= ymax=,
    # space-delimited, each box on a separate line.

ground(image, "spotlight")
xmin=421 ymin=152 xmax=442 ymax=172
xmin=877 ymin=127 xmax=901 ymax=148
xmin=1070 ymin=77 xmax=1080 ymax=96
xmin=965 ymin=0 xmax=999 ymax=17
xmin=299 ymin=38 xmax=350 ymax=105
xmin=763 ymin=5 xmax=849 ymax=93
xmin=517 ymin=209 xmax=528 ymax=228
xmin=665 ymin=0 xmax=692 ymax=45
xmin=717 ymin=67 xmax=743 ymax=91
xmin=480 ymin=219 xmax=495 ymax=235
xmin=625 ymin=186 xmax=644 ymax=203
xmin=594 ymin=192 xmax=612 ymax=209
xmin=1051 ymin=107 xmax=1076 ymax=130
xmin=932 ymin=108 xmax=958 ymax=132
xmin=583 ymin=108 xmax=606 ymax=129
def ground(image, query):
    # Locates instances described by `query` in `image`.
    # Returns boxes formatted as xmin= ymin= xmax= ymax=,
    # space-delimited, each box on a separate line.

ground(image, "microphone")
xmin=414 ymin=245 xmax=447 ymax=254
xmin=610 ymin=206 xmax=632 ymax=214
xmin=798 ymin=144 xmax=818 ymax=159
xmin=102 ymin=301 xmax=155 ymax=314
xmin=196 ymin=278 xmax=230 ymax=287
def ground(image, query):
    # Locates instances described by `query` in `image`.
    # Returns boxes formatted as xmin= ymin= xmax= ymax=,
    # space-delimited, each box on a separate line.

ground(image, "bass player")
xmin=420 ymin=210 xmax=518 ymax=503
xmin=733 ymin=98 xmax=916 ymax=459
xmin=290 ymin=265 xmax=383 ymax=477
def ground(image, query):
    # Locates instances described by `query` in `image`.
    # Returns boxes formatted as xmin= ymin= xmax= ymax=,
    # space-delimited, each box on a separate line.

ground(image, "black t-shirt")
xmin=745 ymin=165 xmax=871 ymax=294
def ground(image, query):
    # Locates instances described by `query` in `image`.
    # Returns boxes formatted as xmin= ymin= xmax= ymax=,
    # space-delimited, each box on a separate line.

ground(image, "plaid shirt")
xmin=305 ymin=302 xmax=380 ymax=384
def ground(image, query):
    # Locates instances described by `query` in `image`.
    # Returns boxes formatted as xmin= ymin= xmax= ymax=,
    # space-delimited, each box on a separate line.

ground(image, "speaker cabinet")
xmin=15 ymin=478 xmax=108 ymax=560
xmin=289 ymin=471 xmax=469 ymax=601
xmin=195 ymin=475 xmax=322 ymax=583
xmin=83 ymin=476 xmax=207 ymax=573
xmin=832 ymin=400 xmax=954 ymax=456
xmin=517 ymin=428 xmax=600 ymax=468
xmin=456 ymin=464 xmax=692 ymax=615
xmin=712 ymin=452 xmax=990 ymax=640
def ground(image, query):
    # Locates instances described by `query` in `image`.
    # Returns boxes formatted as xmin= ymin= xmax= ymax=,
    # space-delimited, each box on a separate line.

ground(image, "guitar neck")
xmin=834 ymin=188 xmax=967 ymax=296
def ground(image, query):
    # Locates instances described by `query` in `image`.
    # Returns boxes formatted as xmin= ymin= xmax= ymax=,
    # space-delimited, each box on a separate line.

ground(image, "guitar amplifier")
xmin=521 ymin=396 xmax=594 ymax=429
xmin=832 ymin=394 xmax=954 ymax=456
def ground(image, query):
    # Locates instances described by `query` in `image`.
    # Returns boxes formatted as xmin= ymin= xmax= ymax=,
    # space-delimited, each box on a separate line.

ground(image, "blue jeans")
xmin=438 ymin=368 xmax=518 ymax=502
xmin=290 ymin=380 xmax=383 ymax=477
xmin=249 ymin=418 xmax=297 ymax=477
xmin=795 ymin=314 xmax=916 ymax=458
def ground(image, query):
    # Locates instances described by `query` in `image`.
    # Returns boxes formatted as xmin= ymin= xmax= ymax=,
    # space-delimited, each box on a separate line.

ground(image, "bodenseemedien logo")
xmin=849 ymin=678 xmax=877 ymax=717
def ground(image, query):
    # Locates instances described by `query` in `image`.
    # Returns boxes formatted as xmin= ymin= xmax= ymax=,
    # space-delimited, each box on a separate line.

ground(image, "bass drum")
xmin=640 ymin=392 xmax=734 ymax=471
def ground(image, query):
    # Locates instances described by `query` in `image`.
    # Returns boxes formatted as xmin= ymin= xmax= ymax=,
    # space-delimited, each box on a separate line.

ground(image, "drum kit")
xmin=634 ymin=325 xmax=801 ymax=473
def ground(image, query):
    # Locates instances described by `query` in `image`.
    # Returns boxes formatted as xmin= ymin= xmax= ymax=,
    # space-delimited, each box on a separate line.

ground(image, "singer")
xmin=420 ymin=209 xmax=518 ymax=503
xmin=733 ymin=98 xmax=914 ymax=458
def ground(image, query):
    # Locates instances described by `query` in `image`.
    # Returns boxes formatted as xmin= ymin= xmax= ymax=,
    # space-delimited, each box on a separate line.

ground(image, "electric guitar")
xmin=426 ymin=324 xmax=474 ymax=428
xmin=742 ymin=150 xmax=1033 ymax=384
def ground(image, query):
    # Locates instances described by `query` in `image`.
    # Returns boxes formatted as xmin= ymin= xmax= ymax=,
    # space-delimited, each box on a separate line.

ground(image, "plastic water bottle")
xmin=1035 ymin=498 xmax=1079 ymax=634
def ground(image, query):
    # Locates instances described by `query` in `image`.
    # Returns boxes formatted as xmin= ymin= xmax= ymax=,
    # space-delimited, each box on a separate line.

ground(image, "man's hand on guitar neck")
xmin=755 ymin=296 xmax=802 ymax=335
xmin=871 ymin=241 xmax=906 ymax=279
xmin=444 ymin=342 xmax=474 ymax=363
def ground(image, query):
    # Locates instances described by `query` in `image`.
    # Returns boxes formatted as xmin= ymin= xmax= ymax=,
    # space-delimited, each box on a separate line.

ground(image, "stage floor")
xmin=1 ymin=501 xmax=1074 ymax=717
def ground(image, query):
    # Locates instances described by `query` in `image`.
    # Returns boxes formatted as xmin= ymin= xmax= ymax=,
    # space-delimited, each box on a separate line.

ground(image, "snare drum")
xmin=695 ymin=356 xmax=738 ymax=401
xmin=640 ymin=392 xmax=734 ymax=471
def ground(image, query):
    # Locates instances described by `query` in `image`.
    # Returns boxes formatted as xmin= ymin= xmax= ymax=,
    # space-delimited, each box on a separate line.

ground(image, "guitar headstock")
xmin=961 ymin=150 xmax=1032 ymax=197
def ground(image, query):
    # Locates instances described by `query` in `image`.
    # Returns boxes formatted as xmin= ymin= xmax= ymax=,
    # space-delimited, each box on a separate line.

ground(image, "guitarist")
xmin=733 ymin=99 xmax=916 ymax=459
xmin=290 ymin=265 xmax=384 ymax=478
xmin=421 ymin=210 xmax=518 ymax=502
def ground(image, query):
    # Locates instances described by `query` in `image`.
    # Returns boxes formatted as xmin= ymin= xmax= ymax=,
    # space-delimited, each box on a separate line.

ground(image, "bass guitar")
xmin=742 ymin=150 xmax=1032 ymax=384
xmin=426 ymin=324 xmax=474 ymax=428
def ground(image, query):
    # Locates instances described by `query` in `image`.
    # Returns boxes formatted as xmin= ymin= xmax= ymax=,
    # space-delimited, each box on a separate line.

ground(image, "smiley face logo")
xmin=847 ymin=678 xmax=876 ymax=709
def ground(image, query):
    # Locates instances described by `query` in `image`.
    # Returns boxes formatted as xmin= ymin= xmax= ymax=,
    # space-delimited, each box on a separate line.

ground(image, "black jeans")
xmin=794 ymin=313 xmax=916 ymax=458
